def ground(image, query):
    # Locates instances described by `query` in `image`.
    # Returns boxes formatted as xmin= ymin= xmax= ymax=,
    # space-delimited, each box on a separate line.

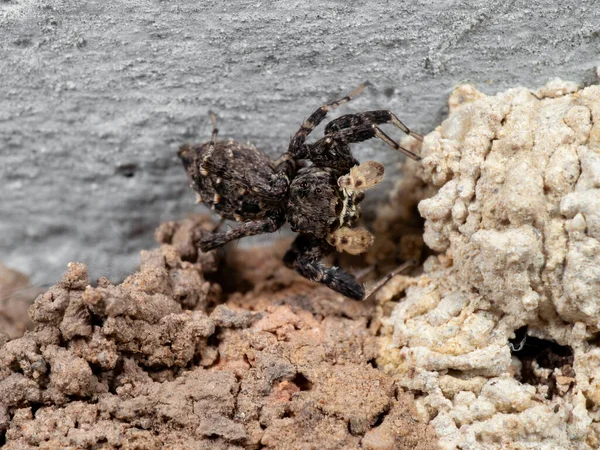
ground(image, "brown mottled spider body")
xmin=179 ymin=140 xmax=285 ymax=222
xmin=178 ymin=84 xmax=422 ymax=300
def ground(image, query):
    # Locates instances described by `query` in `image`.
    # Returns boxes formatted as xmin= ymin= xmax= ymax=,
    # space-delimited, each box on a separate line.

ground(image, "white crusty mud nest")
xmin=378 ymin=79 xmax=600 ymax=449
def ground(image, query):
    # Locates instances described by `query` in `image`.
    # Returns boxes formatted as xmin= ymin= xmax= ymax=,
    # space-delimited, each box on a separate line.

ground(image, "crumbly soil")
xmin=0 ymin=215 xmax=437 ymax=450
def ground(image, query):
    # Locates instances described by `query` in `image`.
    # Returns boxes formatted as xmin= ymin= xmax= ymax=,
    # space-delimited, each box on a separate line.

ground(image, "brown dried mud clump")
xmin=0 ymin=216 xmax=436 ymax=449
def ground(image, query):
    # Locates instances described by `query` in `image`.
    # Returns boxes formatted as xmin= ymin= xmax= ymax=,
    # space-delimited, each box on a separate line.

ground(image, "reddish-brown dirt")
xmin=0 ymin=215 xmax=437 ymax=449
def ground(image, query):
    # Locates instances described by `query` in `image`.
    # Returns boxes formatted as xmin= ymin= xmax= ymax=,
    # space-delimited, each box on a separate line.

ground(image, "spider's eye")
xmin=315 ymin=188 xmax=322 ymax=194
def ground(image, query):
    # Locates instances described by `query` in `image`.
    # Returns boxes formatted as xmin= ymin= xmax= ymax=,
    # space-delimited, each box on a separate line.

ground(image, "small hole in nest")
xmin=510 ymin=326 xmax=574 ymax=399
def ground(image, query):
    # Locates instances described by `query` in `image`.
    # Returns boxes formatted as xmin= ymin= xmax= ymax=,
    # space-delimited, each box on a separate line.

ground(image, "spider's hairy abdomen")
xmin=179 ymin=140 xmax=286 ymax=221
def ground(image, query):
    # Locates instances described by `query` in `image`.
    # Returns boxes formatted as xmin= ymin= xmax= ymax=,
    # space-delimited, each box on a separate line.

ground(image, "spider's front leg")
xmin=324 ymin=110 xmax=423 ymax=142
xmin=197 ymin=215 xmax=284 ymax=252
xmin=283 ymin=234 xmax=365 ymax=300
xmin=305 ymin=122 xmax=421 ymax=171
xmin=287 ymin=83 xmax=367 ymax=160
xmin=272 ymin=82 xmax=368 ymax=198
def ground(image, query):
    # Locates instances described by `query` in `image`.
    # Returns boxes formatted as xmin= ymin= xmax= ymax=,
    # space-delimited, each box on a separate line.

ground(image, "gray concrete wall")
xmin=1 ymin=0 xmax=599 ymax=285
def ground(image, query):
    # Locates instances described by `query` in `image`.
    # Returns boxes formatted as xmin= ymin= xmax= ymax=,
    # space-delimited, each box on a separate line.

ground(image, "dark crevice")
xmin=446 ymin=369 xmax=465 ymax=378
xmin=510 ymin=326 xmax=574 ymax=399
xmin=338 ymin=312 xmax=353 ymax=321
xmin=586 ymin=331 xmax=600 ymax=347
xmin=8 ymin=361 xmax=23 ymax=374
xmin=115 ymin=163 xmax=137 ymax=178
xmin=241 ymin=353 xmax=253 ymax=371
xmin=508 ymin=326 xmax=528 ymax=352
xmin=290 ymin=372 xmax=313 ymax=391
xmin=106 ymin=358 xmax=125 ymax=394
xmin=207 ymin=333 xmax=219 ymax=348
xmin=90 ymin=313 xmax=104 ymax=328
xmin=29 ymin=402 xmax=43 ymax=417
xmin=208 ymin=253 xmax=254 ymax=295
xmin=372 ymin=408 xmax=389 ymax=428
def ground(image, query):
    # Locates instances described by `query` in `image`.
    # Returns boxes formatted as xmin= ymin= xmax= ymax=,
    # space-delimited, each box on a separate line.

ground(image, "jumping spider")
xmin=178 ymin=83 xmax=422 ymax=300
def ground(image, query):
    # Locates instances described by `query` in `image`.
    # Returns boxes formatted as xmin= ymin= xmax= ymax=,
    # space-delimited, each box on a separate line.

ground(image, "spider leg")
xmin=324 ymin=110 xmax=423 ymax=142
xmin=271 ymin=152 xmax=297 ymax=196
xmin=372 ymin=125 xmax=421 ymax=160
xmin=199 ymin=113 xmax=221 ymax=178
xmin=363 ymin=259 xmax=416 ymax=300
xmin=283 ymin=235 xmax=365 ymax=300
xmin=209 ymin=112 xmax=219 ymax=144
xmin=308 ymin=123 xmax=421 ymax=167
xmin=287 ymin=83 xmax=366 ymax=159
xmin=197 ymin=216 xmax=284 ymax=252
xmin=271 ymin=84 xmax=366 ymax=194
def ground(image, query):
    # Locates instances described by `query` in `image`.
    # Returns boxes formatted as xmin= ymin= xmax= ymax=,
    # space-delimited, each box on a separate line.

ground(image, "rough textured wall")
xmin=1 ymin=0 xmax=598 ymax=284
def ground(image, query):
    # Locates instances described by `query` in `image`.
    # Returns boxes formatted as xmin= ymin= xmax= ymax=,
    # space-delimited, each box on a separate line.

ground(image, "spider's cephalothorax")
xmin=178 ymin=84 xmax=422 ymax=300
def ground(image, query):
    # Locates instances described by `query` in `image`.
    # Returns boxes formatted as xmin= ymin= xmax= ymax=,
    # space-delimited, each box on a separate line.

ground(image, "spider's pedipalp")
xmin=338 ymin=160 xmax=384 ymax=193
xmin=326 ymin=227 xmax=374 ymax=255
